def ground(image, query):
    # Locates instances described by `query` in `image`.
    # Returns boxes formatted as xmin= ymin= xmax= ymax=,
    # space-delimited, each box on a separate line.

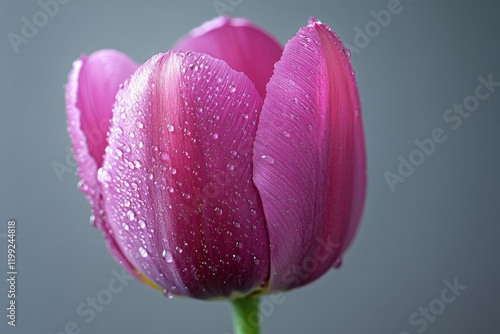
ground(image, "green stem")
xmin=231 ymin=297 xmax=260 ymax=334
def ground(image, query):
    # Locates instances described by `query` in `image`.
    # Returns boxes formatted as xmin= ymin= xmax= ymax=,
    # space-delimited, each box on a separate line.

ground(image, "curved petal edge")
xmin=253 ymin=20 xmax=366 ymax=292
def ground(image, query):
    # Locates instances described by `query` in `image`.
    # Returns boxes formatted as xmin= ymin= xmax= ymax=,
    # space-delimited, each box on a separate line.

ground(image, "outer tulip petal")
xmin=253 ymin=20 xmax=366 ymax=291
xmin=65 ymin=49 xmax=139 ymax=276
xmin=76 ymin=50 xmax=139 ymax=166
xmin=101 ymin=51 xmax=270 ymax=299
xmin=173 ymin=16 xmax=282 ymax=98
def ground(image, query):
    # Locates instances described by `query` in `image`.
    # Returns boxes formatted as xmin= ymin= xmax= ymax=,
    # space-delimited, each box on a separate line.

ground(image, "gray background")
xmin=1 ymin=0 xmax=499 ymax=333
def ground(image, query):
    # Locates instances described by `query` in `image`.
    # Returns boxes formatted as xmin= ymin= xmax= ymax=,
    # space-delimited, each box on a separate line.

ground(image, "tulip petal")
xmin=173 ymin=16 xmax=282 ymax=98
xmin=65 ymin=49 xmax=139 ymax=276
xmin=101 ymin=51 xmax=270 ymax=299
xmin=253 ymin=20 xmax=366 ymax=291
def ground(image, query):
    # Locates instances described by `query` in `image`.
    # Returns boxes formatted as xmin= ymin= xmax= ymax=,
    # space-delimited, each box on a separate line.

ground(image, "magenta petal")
xmin=77 ymin=50 xmax=138 ymax=166
xmin=65 ymin=49 xmax=139 ymax=276
xmin=173 ymin=16 xmax=282 ymax=98
xmin=253 ymin=21 xmax=366 ymax=291
xmin=101 ymin=51 xmax=270 ymax=299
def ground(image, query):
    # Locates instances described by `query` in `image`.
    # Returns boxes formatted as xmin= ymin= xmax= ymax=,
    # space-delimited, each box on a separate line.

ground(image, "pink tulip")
xmin=65 ymin=17 xmax=366 ymax=300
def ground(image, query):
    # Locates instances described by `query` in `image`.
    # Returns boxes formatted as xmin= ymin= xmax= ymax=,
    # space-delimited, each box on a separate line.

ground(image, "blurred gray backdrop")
xmin=1 ymin=0 xmax=499 ymax=333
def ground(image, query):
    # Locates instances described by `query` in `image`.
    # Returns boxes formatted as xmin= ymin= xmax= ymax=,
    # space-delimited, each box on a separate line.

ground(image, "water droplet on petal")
xmin=162 ymin=249 xmax=174 ymax=263
xmin=333 ymin=257 xmax=342 ymax=268
xmin=167 ymin=124 xmax=175 ymax=132
xmin=138 ymin=219 xmax=146 ymax=229
xmin=126 ymin=210 xmax=136 ymax=221
xmin=228 ymin=82 xmax=236 ymax=93
xmin=211 ymin=132 xmax=219 ymax=140
xmin=261 ymin=155 xmax=275 ymax=164
xmin=139 ymin=247 xmax=148 ymax=257
xmin=232 ymin=221 xmax=240 ymax=228
xmin=343 ymin=48 xmax=351 ymax=58
xmin=282 ymin=131 xmax=291 ymax=138
xmin=163 ymin=289 xmax=174 ymax=299
xmin=214 ymin=207 xmax=223 ymax=216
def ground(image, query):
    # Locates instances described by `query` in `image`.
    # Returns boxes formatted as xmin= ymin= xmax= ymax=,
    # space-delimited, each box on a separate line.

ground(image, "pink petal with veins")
xmin=173 ymin=16 xmax=282 ymax=98
xmin=101 ymin=51 xmax=270 ymax=299
xmin=253 ymin=20 xmax=366 ymax=291
xmin=65 ymin=49 xmax=139 ymax=276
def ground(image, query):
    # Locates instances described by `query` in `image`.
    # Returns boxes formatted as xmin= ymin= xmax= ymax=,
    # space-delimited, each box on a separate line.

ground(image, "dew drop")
xmin=138 ymin=219 xmax=146 ymax=229
xmin=228 ymin=82 xmax=236 ymax=93
xmin=232 ymin=221 xmax=240 ymax=228
xmin=214 ymin=207 xmax=223 ymax=216
xmin=282 ymin=131 xmax=291 ymax=138
xmin=167 ymin=124 xmax=175 ymax=132
xmin=163 ymin=289 xmax=174 ymax=299
xmin=126 ymin=210 xmax=136 ymax=221
xmin=139 ymin=247 xmax=148 ymax=257
xmin=253 ymin=256 xmax=260 ymax=265
xmin=124 ymin=199 xmax=131 ymax=208
xmin=122 ymin=222 xmax=129 ymax=231
xmin=170 ymin=167 xmax=177 ymax=175
xmin=115 ymin=148 xmax=123 ymax=157
xmin=333 ymin=257 xmax=342 ymax=268
xmin=250 ymin=208 xmax=257 ymax=216
xmin=261 ymin=155 xmax=275 ymax=165
xmin=97 ymin=167 xmax=111 ymax=182
xmin=162 ymin=249 xmax=174 ymax=263
xmin=211 ymin=132 xmax=219 ymax=140
xmin=343 ymin=48 xmax=351 ymax=59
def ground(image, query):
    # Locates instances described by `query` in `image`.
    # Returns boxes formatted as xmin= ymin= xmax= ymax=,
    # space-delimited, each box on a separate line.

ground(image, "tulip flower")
xmin=65 ymin=16 xmax=366 ymax=334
